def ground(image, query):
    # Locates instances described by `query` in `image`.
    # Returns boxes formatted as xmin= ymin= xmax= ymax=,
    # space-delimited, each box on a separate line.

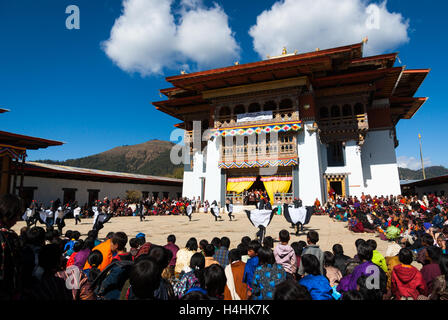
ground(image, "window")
xmin=319 ymin=107 xmax=329 ymax=119
xmin=331 ymin=105 xmax=340 ymax=117
xmin=354 ymin=103 xmax=364 ymax=115
xmin=263 ymin=101 xmax=277 ymax=111
xmin=234 ymin=104 xmax=245 ymax=115
xmin=342 ymin=104 xmax=352 ymax=117
xmin=279 ymin=99 xmax=293 ymax=110
xmin=163 ymin=192 xmax=169 ymax=199
xmin=248 ymin=103 xmax=261 ymax=113
xmin=177 ymin=192 xmax=182 ymax=199
xmin=152 ymin=192 xmax=159 ymax=200
xmin=219 ymin=106 xmax=231 ymax=117
xmin=327 ymin=142 xmax=344 ymax=167
xmin=142 ymin=191 xmax=149 ymax=199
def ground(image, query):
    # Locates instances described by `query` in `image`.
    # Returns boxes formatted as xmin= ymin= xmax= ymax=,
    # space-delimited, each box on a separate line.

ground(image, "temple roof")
xmin=0 ymin=130 xmax=64 ymax=150
xmin=153 ymin=41 xmax=428 ymax=125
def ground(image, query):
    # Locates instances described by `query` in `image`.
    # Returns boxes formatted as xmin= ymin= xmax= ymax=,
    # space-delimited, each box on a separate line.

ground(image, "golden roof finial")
xmin=316 ymin=48 xmax=320 ymax=51
xmin=180 ymin=70 xmax=187 ymax=75
xmin=234 ymin=61 xmax=239 ymax=66
xmin=282 ymin=47 xmax=287 ymax=55
xmin=294 ymin=49 xmax=298 ymax=55
xmin=362 ymin=36 xmax=369 ymax=44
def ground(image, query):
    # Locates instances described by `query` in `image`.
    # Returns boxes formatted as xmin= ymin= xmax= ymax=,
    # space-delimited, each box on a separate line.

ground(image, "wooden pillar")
xmin=0 ymin=156 xmax=11 ymax=195
xmin=19 ymin=156 xmax=25 ymax=198
xmin=12 ymin=158 xmax=17 ymax=195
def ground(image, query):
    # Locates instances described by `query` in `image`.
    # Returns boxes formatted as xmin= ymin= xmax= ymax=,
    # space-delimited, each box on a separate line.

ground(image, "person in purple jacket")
xmin=73 ymin=237 xmax=95 ymax=269
xmin=337 ymin=242 xmax=380 ymax=293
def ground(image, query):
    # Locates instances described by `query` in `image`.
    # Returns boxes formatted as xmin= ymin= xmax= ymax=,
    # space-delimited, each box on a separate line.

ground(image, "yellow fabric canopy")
xmin=262 ymin=178 xmax=292 ymax=204
xmin=226 ymin=180 xmax=254 ymax=194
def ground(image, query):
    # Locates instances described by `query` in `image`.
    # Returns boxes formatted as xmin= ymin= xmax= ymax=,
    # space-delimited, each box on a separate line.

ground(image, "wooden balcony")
xmin=318 ymin=114 xmax=368 ymax=132
xmin=221 ymin=135 xmax=297 ymax=163
xmin=215 ymin=109 xmax=299 ymax=129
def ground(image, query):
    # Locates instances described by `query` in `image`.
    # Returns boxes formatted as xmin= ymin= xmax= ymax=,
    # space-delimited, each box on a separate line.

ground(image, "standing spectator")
xmin=164 ymin=234 xmax=179 ymax=279
xmin=298 ymin=231 xmax=324 ymax=276
xmin=274 ymin=229 xmax=297 ymax=278
xmin=243 ymin=240 xmax=261 ymax=291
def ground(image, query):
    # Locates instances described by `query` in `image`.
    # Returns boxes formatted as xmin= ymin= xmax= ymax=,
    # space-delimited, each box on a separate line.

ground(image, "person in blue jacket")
xmin=299 ymin=254 xmax=334 ymax=300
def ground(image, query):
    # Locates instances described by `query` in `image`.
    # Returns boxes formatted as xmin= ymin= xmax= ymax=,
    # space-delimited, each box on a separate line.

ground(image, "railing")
xmin=225 ymin=193 xmax=294 ymax=205
xmin=221 ymin=135 xmax=297 ymax=162
xmin=215 ymin=109 xmax=299 ymax=129
xmin=273 ymin=193 xmax=294 ymax=204
xmin=318 ymin=114 xmax=368 ymax=131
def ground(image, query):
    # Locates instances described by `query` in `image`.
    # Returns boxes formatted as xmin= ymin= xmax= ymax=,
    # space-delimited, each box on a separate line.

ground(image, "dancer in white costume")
xmin=210 ymin=200 xmax=223 ymax=222
xmin=245 ymin=198 xmax=277 ymax=243
xmin=186 ymin=202 xmax=193 ymax=221
xmin=225 ymin=198 xmax=235 ymax=221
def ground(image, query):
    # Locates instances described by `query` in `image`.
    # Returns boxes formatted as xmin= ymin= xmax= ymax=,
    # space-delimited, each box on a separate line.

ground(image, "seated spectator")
xmin=204 ymin=264 xmax=227 ymax=300
xmin=332 ymin=244 xmax=351 ymax=275
xmin=173 ymin=252 xmax=205 ymax=299
xmin=204 ymin=244 xmax=220 ymax=267
xmin=299 ymin=254 xmax=333 ymax=300
xmin=323 ymin=251 xmax=342 ymax=288
xmin=421 ymin=246 xmax=442 ymax=296
xmin=251 ymin=247 xmax=287 ymax=300
xmin=223 ymin=248 xmax=247 ymax=300
xmin=367 ymin=239 xmax=388 ymax=273
xmin=391 ymin=248 xmax=427 ymax=300
xmin=273 ymin=280 xmax=311 ymax=300
xmin=429 ymin=253 xmax=448 ymax=300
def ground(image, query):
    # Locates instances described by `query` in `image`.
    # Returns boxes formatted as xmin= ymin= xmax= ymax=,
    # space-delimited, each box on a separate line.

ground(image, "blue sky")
xmin=0 ymin=0 xmax=445 ymax=170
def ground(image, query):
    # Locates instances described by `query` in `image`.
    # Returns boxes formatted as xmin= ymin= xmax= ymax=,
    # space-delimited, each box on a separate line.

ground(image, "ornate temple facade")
xmin=153 ymin=42 xmax=429 ymax=206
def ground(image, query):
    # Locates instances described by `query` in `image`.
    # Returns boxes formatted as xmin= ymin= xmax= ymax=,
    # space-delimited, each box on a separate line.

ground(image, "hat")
xmin=136 ymin=232 xmax=146 ymax=239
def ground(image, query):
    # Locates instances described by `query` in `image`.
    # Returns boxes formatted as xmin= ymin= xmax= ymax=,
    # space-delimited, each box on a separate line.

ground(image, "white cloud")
xmin=249 ymin=0 xmax=410 ymax=58
xmin=397 ymin=156 xmax=432 ymax=170
xmin=102 ymin=0 xmax=240 ymax=76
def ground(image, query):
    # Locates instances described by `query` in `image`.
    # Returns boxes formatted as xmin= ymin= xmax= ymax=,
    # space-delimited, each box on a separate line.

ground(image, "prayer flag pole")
xmin=418 ymin=133 xmax=426 ymax=180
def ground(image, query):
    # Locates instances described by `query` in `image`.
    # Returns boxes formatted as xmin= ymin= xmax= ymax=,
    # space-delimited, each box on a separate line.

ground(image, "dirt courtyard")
xmin=12 ymin=210 xmax=390 ymax=258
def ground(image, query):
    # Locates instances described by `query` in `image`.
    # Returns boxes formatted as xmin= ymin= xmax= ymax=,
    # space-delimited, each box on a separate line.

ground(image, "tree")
xmin=126 ymin=190 xmax=142 ymax=203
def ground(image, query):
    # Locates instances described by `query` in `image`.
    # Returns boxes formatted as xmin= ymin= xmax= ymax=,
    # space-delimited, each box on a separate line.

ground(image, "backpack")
xmin=91 ymin=260 xmax=134 ymax=300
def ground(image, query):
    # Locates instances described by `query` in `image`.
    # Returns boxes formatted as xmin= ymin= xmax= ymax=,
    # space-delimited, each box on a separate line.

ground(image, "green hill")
xmin=36 ymin=139 xmax=184 ymax=179
xmin=398 ymin=166 xmax=448 ymax=181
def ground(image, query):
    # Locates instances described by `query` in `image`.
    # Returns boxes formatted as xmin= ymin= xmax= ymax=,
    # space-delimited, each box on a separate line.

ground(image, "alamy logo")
xmin=65 ymin=265 xmax=81 ymax=290
xmin=65 ymin=5 xmax=80 ymax=30
xmin=365 ymin=264 xmax=380 ymax=290
xmin=365 ymin=5 xmax=380 ymax=30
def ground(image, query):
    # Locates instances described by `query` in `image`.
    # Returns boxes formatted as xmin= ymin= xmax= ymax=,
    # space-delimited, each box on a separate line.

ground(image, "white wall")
xmin=182 ymin=150 xmax=205 ymax=200
xmin=22 ymin=176 xmax=182 ymax=207
xmin=361 ymin=130 xmax=401 ymax=196
xmin=204 ymin=137 xmax=222 ymax=204
xmin=297 ymin=123 xmax=324 ymax=206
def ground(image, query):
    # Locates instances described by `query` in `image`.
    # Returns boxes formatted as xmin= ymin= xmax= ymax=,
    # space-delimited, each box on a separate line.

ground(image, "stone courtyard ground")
xmin=12 ymin=210 xmax=390 ymax=257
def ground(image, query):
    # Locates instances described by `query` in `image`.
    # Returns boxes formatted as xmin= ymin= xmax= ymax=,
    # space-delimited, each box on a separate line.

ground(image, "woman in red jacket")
xmin=391 ymin=248 xmax=427 ymax=300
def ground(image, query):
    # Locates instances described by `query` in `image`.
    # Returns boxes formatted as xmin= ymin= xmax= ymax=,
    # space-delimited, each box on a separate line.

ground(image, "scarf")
xmin=224 ymin=263 xmax=240 ymax=300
